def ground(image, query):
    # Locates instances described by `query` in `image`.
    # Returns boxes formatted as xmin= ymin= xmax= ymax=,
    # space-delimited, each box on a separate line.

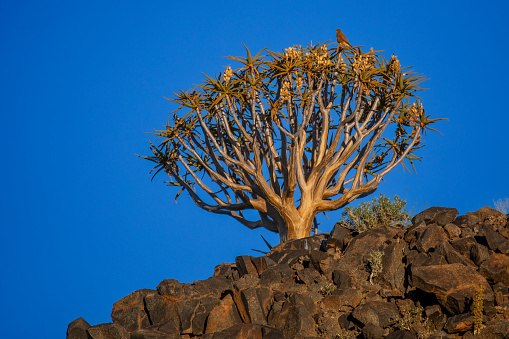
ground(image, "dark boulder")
xmin=276 ymin=233 xmax=327 ymax=251
xmin=111 ymin=289 xmax=153 ymax=331
xmin=236 ymin=255 xmax=259 ymax=277
xmin=213 ymin=263 xmax=237 ymax=279
xmin=273 ymin=301 xmax=317 ymax=338
xmin=443 ymin=223 xmax=461 ymax=239
xmin=130 ymin=328 xmax=179 ymax=339
xmin=178 ymin=296 xmax=220 ymax=335
xmin=351 ymin=301 xmax=400 ymax=328
xmin=466 ymin=206 xmax=504 ymax=222
xmin=385 ymin=330 xmax=416 ymax=339
xmin=329 ymin=223 xmax=355 ymax=250
xmin=411 ymin=263 xmax=493 ymax=314
xmin=412 ymin=207 xmax=459 ymax=226
xmin=332 ymin=269 xmax=352 ymax=290
xmin=480 ymin=253 xmax=509 ymax=285
xmin=450 ymin=236 xmax=477 ymax=255
xmin=296 ymin=267 xmax=323 ymax=286
xmin=434 ymin=241 xmax=477 ymax=269
xmin=479 ymin=224 xmax=509 ymax=254
xmin=234 ymin=273 xmax=260 ymax=290
xmin=268 ymin=249 xmax=308 ymax=267
xmin=144 ymin=291 xmax=179 ymax=328
xmin=204 ymin=294 xmax=242 ymax=333
xmin=209 ymin=323 xmax=266 ymax=339
xmin=377 ymin=240 xmax=406 ymax=291
xmin=361 ymin=323 xmax=386 ymax=339
xmin=87 ymin=323 xmax=129 ymax=339
xmin=443 ymin=313 xmax=473 ymax=333
xmin=235 ymin=287 xmax=268 ymax=325
xmin=191 ymin=275 xmax=233 ymax=298
xmin=67 ymin=317 xmax=91 ymax=339
xmin=338 ymin=226 xmax=399 ymax=282
xmin=157 ymin=279 xmax=186 ymax=301
xmin=454 ymin=214 xmax=481 ymax=227
xmin=251 ymin=256 xmax=277 ymax=276
xmin=414 ymin=224 xmax=448 ymax=253
xmin=321 ymin=288 xmax=362 ymax=312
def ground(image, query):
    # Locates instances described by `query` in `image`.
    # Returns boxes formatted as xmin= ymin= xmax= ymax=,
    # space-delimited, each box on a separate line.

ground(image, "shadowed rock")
xmin=178 ymin=296 xmax=220 ymax=335
xmin=386 ymin=330 xmax=416 ymax=338
xmin=144 ymin=291 xmax=179 ymax=328
xmin=480 ymin=224 xmax=509 ymax=254
xmin=236 ymin=255 xmax=259 ymax=277
xmin=362 ymin=323 xmax=385 ymax=339
xmin=205 ymin=294 xmax=242 ymax=333
xmin=378 ymin=240 xmax=405 ymax=291
xmin=274 ymin=234 xmax=328 ymax=252
xmin=351 ymin=301 xmax=399 ymax=328
xmin=480 ymin=253 xmax=509 ymax=285
xmin=130 ymin=328 xmax=179 ymax=339
xmin=444 ymin=313 xmax=473 ymax=333
xmin=411 ymin=263 xmax=493 ymax=314
xmin=329 ymin=223 xmax=355 ymax=250
xmin=332 ymin=269 xmax=352 ymax=289
xmin=236 ymin=287 xmax=267 ymax=325
xmin=209 ymin=323 xmax=264 ymax=339
xmin=273 ymin=301 xmax=317 ymax=338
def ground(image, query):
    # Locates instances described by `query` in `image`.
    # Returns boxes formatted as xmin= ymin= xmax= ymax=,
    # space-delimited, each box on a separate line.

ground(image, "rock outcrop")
xmin=68 ymin=206 xmax=509 ymax=338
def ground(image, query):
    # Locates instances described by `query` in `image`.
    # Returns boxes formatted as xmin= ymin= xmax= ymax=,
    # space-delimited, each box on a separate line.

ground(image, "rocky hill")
xmin=67 ymin=206 xmax=509 ymax=339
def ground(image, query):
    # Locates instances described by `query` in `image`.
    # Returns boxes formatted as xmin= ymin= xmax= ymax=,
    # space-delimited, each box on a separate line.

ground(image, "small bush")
xmin=494 ymin=197 xmax=509 ymax=215
xmin=339 ymin=193 xmax=410 ymax=232
xmin=367 ymin=250 xmax=384 ymax=284
xmin=320 ymin=283 xmax=336 ymax=295
xmin=398 ymin=302 xmax=433 ymax=338
xmin=472 ymin=285 xmax=485 ymax=334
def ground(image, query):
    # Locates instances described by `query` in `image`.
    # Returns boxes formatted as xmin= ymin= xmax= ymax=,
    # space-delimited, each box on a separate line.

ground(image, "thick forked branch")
xmin=144 ymin=42 xmax=445 ymax=243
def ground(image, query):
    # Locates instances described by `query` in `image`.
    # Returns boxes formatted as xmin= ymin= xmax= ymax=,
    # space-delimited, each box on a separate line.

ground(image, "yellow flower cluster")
xmin=283 ymin=45 xmax=302 ymax=61
xmin=295 ymin=76 xmax=303 ymax=89
xmin=280 ymin=81 xmax=291 ymax=100
xmin=389 ymin=55 xmax=400 ymax=74
xmin=223 ymin=66 xmax=234 ymax=82
xmin=353 ymin=53 xmax=376 ymax=73
xmin=315 ymin=44 xmax=331 ymax=67
xmin=408 ymin=102 xmax=423 ymax=118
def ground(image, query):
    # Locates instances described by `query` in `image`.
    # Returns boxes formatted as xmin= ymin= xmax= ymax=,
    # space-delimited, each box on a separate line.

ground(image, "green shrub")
xmin=320 ymin=283 xmax=336 ymax=295
xmin=367 ymin=250 xmax=384 ymax=284
xmin=339 ymin=193 xmax=410 ymax=232
xmin=398 ymin=301 xmax=433 ymax=338
xmin=472 ymin=285 xmax=485 ymax=334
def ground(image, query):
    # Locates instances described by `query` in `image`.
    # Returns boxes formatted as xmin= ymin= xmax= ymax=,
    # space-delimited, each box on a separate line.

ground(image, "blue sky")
xmin=1 ymin=1 xmax=508 ymax=337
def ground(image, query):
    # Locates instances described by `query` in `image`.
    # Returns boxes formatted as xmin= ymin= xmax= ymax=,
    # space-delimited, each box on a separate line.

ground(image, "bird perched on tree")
xmin=336 ymin=29 xmax=351 ymax=47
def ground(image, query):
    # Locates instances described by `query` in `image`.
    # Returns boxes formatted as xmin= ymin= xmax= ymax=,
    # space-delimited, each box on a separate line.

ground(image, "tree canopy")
xmin=143 ymin=42 xmax=444 ymax=242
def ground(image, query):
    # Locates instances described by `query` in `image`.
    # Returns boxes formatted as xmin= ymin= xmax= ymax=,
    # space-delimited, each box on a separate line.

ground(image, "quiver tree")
xmin=143 ymin=42 xmax=444 ymax=243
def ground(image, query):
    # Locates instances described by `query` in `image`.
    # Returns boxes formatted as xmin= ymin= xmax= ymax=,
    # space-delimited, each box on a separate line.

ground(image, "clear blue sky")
xmin=1 ymin=1 xmax=508 ymax=337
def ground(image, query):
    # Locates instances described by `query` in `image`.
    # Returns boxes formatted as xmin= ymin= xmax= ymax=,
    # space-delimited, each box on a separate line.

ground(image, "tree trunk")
xmin=279 ymin=211 xmax=315 ymax=243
